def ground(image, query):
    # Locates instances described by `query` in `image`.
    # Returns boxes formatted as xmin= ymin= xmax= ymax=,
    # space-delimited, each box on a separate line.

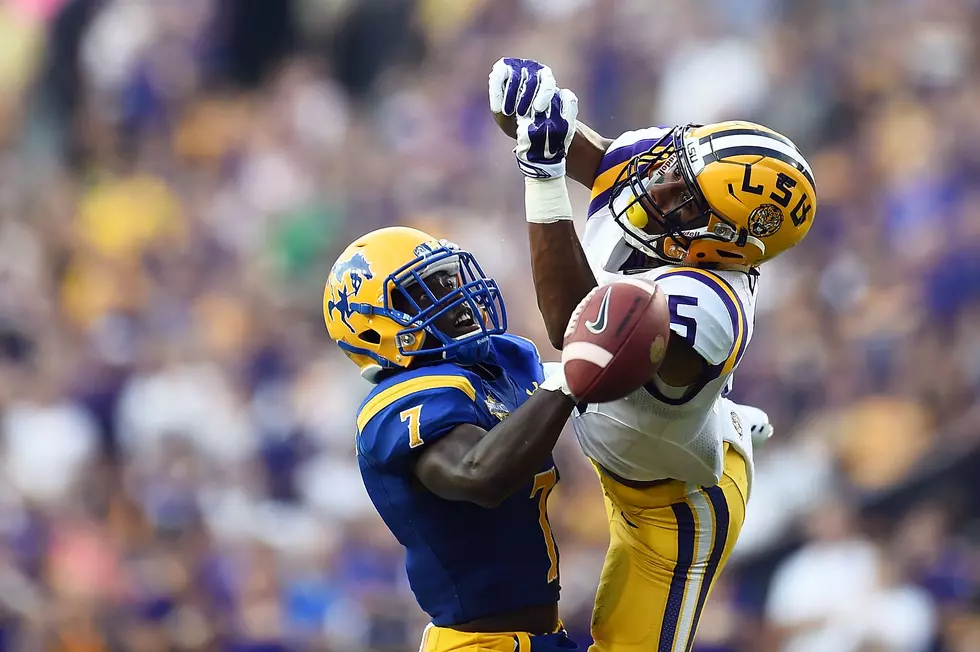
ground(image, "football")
xmin=562 ymin=279 xmax=671 ymax=404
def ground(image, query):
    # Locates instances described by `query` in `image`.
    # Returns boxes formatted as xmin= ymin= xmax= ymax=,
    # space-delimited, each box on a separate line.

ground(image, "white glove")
xmin=489 ymin=57 xmax=558 ymax=118
xmin=513 ymin=87 xmax=579 ymax=180
xmin=741 ymin=404 xmax=775 ymax=446
xmin=540 ymin=362 xmax=574 ymax=397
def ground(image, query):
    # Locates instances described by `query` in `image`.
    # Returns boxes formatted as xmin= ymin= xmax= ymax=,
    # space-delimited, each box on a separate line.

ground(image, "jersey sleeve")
xmin=494 ymin=334 xmax=545 ymax=386
xmin=356 ymin=372 xmax=481 ymax=468
xmin=653 ymin=267 xmax=749 ymax=374
xmin=588 ymin=126 xmax=670 ymax=218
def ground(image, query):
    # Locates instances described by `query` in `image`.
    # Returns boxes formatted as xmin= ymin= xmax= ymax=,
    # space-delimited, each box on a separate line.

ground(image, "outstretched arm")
xmin=489 ymin=58 xmax=612 ymax=189
xmin=526 ymin=180 xmax=597 ymax=349
xmin=492 ymin=59 xmax=715 ymax=392
xmin=414 ymin=377 xmax=575 ymax=508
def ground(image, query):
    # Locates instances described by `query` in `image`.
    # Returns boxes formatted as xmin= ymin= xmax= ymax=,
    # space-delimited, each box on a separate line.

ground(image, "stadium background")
xmin=0 ymin=0 xmax=978 ymax=650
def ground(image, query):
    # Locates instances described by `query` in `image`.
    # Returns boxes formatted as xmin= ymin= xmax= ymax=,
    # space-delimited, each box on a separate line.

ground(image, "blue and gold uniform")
xmin=324 ymin=226 xmax=577 ymax=652
xmin=356 ymin=335 xmax=560 ymax=625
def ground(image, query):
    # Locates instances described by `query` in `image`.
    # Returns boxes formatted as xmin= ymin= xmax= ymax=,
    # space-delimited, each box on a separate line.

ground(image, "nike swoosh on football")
xmin=585 ymin=287 xmax=612 ymax=334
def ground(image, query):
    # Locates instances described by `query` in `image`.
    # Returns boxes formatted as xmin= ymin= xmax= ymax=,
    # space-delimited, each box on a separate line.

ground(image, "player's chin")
xmin=641 ymin=221 xmax=666 ymax=237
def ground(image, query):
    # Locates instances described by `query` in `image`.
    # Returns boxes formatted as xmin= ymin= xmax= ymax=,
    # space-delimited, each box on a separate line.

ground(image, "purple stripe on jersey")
xmin=595 ymin=137 xmax=662 ymax=177
xmin=587 ymin=187 xmax=616 ymax=218
xmin=666 ymin=270 xmax=748 ymax=369
xmin=587 ymin=136 xmax=664 ymax=219
xmin=641 ymin=270 xmax=748 ymax=406
xmin=643 ymin=374 xmax=717 ymax=406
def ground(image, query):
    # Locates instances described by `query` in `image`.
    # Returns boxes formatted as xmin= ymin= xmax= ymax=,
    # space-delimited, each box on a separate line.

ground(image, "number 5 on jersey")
xmin=668 ymin=295 xmax=699 ymax=346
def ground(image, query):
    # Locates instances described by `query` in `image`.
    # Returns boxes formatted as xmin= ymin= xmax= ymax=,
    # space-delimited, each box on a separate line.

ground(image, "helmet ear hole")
xmin=359 ymin=329 xmax=381 ymax=345
xmin=716 ymin=250 xmax=743 ymax=259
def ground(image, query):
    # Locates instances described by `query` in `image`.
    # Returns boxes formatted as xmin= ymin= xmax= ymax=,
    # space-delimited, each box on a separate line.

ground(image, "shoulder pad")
xmin=589 ymin=126 xmax=671 ymax=218
xmin=490 ymin=334 xmax=545 ymax=384
xmin=652 ymin=267 xmax=749 ymax=372
xmin=356 ymin=368 xmax=480 ymax=467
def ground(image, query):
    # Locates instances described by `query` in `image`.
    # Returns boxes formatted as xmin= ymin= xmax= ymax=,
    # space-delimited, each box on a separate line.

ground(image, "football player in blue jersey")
xmin=323 ymin=226 xmax=580 ymax=652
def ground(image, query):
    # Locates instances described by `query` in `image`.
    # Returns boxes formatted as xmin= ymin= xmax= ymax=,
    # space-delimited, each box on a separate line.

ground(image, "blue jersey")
xmin=355 ymin=334 xmax=560 ymax=626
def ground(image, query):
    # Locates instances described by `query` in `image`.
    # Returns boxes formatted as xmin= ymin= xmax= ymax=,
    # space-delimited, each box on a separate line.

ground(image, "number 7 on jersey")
xmin=531 ymin=468 xmax=559 ymax=583
xmin=400 ymin=405 xmax=424 ymax=448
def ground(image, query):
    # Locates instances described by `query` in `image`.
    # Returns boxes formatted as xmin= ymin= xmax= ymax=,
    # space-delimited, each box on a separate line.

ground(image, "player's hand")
xmin=514 ymin=88 xmax=578 ymax=179
xmin=489 ymin=57 xmax=558 ymax=119
xmin=540 ymin=363 xmax=575 ymax=399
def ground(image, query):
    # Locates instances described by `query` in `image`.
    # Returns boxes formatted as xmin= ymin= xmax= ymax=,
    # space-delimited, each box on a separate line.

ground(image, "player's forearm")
xmin=567 ymin=122 xmax=612 ymax=189
xmin=529 ymin=223 xmax=596 ymax=348
xmin=525 ymin=178 xmax=598 ymax=349
xmin=459 ymin=389 xmax=575 ymax=507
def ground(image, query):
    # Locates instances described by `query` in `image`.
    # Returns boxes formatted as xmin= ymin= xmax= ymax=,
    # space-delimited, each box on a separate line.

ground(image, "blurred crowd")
xmin=0 ymin=0 xmax=978 ymax=650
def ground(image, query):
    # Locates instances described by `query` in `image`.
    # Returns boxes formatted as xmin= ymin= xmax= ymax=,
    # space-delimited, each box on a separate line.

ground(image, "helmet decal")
xmin=327 ymin=251 xmax=375 ymax=333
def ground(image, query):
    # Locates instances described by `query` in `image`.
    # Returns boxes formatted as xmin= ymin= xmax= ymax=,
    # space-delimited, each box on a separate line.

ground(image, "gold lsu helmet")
xmin=323 ymin=226 xmax=507 ymax=382
xmin=608 ymin=121 xmax=817 ymax=267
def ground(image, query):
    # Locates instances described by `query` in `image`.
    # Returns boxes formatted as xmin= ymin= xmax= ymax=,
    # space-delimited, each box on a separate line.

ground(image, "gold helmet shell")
xmin=323 ymin=227 xmax=506 ymax=382
xmin=609 ymin=121 xmax=817 ymax=267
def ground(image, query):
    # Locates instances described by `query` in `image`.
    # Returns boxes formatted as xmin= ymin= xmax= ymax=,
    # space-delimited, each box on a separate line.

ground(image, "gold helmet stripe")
xmin=696 ymin=132 xmax=815 ymax=189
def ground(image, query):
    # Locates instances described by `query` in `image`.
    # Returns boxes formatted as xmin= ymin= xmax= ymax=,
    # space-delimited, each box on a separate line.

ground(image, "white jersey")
xmin=572 ymin=127 xmax=760 ymax=493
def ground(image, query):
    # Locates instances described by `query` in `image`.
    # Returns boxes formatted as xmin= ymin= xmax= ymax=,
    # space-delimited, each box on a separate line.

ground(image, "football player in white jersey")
xmin=488 ymin=57 xmax=817 ymax=652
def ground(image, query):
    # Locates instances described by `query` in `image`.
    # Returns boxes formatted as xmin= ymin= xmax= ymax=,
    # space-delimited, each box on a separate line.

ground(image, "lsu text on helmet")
xmin=608 ymin=121 xmax=817 ymax=267
xmin=323 ymin=226 xmax=507 ymax=382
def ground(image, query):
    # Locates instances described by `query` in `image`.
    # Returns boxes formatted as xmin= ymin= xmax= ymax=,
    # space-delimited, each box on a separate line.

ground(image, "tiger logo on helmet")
xmin=323 ymin=226 xmax=507 ymax=382
xmin=608 ymin=120 xmax=816 ymax=267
